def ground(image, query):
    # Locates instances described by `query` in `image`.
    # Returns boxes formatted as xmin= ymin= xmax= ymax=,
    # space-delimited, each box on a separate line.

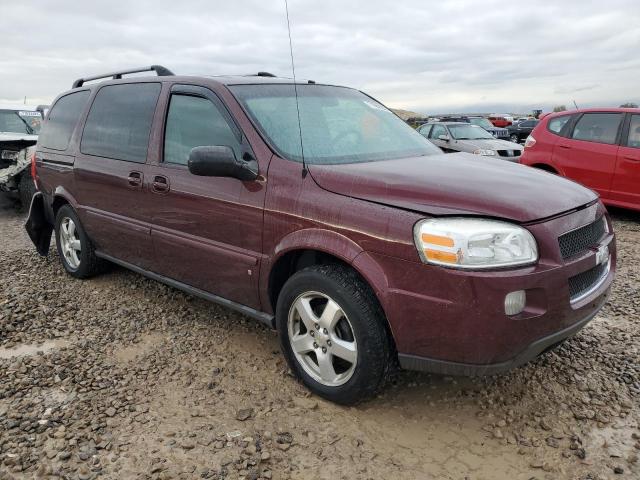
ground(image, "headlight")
xmin=473 ymin=149 xmax=496 ymax=156
xmin=1 ymin=150 xmax=20 ymax=161
xmin=413 ymin=218 xmax=538 ymax=269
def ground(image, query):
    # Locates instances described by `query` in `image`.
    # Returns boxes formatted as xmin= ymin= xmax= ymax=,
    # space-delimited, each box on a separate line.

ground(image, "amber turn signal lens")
xmin=421 ymin=233 xmax=454 ymax=247
xmin=424 ymin=249 xmax=458 ymax=263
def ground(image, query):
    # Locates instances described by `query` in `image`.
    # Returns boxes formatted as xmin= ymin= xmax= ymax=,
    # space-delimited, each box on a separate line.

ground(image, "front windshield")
xmin=469 ymin=118 xmax=494 ymax=129
xmin=448 ymin=124 xmax=495 ymax=140
xmin=0 ymin=110 xmax=43 ymax=135
xmin=230 ymin=84 xmax=442 ymax=164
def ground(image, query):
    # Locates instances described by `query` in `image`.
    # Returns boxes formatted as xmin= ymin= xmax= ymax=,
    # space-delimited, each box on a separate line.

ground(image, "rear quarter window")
xmin=81 ymin=83 xmax=161 ymax=163
xmin=547 ymin=115 xmax=572 ymax=136
xmin=39 ymin=90 xmax=91 ymax=151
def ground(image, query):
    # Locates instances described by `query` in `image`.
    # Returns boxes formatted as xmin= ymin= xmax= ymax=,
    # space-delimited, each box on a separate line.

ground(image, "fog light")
xmin=505 ymin=290 xmax=526 ymax=315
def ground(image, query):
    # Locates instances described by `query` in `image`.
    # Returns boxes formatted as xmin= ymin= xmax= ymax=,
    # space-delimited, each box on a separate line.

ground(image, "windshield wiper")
xmin=13 ymin=112 xmax=35 ymax=135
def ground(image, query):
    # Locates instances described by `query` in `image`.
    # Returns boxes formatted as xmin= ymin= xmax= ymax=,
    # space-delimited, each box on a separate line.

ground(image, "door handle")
xmin=558 ymin=145 xmax=571 ymax=149
xmin=127 ymin=171 xmax=143 ymax=187
xmin=623 ymin=155 xmax=640 ymax=162
xmin=152 ymin=175 xmax=170 ymax=193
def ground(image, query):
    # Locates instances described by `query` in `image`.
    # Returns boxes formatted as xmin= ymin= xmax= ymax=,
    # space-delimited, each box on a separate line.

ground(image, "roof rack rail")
xmin=72 ymin=65 xmax=174 ymax=89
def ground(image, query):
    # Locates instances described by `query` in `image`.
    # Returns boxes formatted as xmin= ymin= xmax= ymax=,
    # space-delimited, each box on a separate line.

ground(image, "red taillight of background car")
xmin=524 ymin=135 xmax=536 ymax=148
xmin=31 ymin=152 xmax=38 ymax=190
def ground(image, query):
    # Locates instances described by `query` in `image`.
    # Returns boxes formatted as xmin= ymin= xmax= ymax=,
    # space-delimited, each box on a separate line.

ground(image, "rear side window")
xmin=627 ymin=115 xmax=640 ymax=149
xmin=571 ymin=113 xmax=622 ymax=145
xmin=164 ymin=94 xmax=242 ymax=165
xmin=81 ymin=83 xmax=161 ymax=163
xmin=547 ymin=115 xmax=572 ymax=135
xmin=39 ymin=91 xmax=90 ymax=151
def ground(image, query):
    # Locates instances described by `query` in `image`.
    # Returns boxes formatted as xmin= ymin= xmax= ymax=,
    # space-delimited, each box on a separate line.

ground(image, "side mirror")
xmin=188 ymin=146 xmax=258 ymax=181
xmin=438 ymin=134 xmax=450 ymax=142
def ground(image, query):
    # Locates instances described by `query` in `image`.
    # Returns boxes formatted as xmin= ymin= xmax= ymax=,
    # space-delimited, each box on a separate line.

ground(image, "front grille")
xmin=497 ymin=150 xmax=521 ymax=157
xmin=568 ymin=261 xmax=608 ymax=301
xmin=558 ymin=218 xmax=606 ymax=259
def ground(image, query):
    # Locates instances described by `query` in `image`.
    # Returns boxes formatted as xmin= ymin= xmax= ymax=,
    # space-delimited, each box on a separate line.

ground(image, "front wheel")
xmin=510 ymin=134 xmax=520 ymax=143
xmin=276 ymin=264 xmax=392 ymax=405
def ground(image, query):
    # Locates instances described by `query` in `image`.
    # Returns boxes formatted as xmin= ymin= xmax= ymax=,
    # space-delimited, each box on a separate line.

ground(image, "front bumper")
xmin=398 ymin=289 xmax=607 ymax=375
xmin=369 ymin=202 xmax=615 ymax=374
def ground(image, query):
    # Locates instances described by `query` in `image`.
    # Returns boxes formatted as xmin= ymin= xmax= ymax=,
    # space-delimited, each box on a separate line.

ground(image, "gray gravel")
xmin=0 ymin=198 xmax=638 ymax=479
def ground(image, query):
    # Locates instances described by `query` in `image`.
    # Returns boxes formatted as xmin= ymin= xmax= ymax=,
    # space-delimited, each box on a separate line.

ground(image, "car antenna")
xmin=573 ymin=99 xmax=579 ymax=110
xmin=284 ymin=0 xmax=308 ymax=178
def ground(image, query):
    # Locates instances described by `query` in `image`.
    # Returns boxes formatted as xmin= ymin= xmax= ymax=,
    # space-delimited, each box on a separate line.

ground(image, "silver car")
xmin=418 ymin=122 xmax=523 ymax=161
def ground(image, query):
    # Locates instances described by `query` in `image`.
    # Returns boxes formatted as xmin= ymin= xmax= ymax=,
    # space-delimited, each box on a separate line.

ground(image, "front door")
xmin=428 ymin=124 xmax=451 ymax=151
xmin=147 ymin=85 xmax=266 ymax=309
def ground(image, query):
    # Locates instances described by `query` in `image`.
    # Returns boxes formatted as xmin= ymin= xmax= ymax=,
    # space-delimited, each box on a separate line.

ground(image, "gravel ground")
xmin=0 ymin=195 xmax=638 ymax=480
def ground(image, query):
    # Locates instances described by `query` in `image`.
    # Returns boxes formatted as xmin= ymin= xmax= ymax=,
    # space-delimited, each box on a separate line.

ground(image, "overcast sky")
xmin=1 ymin=0 xmax=638 ymax=114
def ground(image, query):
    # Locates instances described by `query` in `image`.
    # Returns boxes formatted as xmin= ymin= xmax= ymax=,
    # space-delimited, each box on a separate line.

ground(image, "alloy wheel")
xmin=59 ymin=217 xmax=81 ymax=269
xmin=287 ymin=291 xmax=358 ymax=387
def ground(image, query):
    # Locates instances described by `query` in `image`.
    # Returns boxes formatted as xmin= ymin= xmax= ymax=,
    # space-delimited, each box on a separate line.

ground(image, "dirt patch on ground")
xmin=0 ymin=195 xmax=30 ymax=254
xmin=0 ymin=196 xmax=638 ymax=479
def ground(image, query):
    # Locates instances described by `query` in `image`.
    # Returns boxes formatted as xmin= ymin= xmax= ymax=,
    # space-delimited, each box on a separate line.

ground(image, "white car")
xmin=0 ymin=104 xmax=45 ymax=207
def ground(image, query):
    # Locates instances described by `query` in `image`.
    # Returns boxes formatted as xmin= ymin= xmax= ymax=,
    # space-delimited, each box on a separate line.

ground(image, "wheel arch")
xmin=51 ymin=186 xmax=80 ymax=213
xmin=263 ymin=228 xmax=364 ymax=313
xmin=530 ymin=163 xmax=560 ymax=174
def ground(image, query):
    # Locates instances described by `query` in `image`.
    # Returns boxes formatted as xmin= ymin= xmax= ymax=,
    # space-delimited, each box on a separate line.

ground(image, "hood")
xmin=0 ymin=132 xmax=38 ymax=150
xmin=309 ymin=153 xmax=597 ymax=222
xmin=454 ymin=138 xmax=522 ymax=151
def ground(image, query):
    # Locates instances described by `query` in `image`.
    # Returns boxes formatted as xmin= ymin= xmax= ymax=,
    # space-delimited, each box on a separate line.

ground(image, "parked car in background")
xmin=507 ymin=119 xmax=539 ymax=143
xmin=438 ymin=116 xmax=509 ymax=139
xmin=520 ymin=107 xmax=640 ymax=212
xmin=27 ymin=66 xmax=615 ymax=404
xmin=0 ymin=104 xmax=44 ymax=207
xmin=418 ymin=122 xmax=522 ymax=160
xmin=488 ymin=114 xmax=513 ymax=127
xmin=468 ymin=116 xmax=510 ymax=139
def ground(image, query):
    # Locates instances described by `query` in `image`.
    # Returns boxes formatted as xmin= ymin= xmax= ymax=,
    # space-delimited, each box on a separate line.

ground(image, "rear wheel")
xmin=18 ymin=172 xmax=36 ymax=212
xmin=276 ymin=264 xmax=392 ymax=405
xmin=55 ymin=205 xmax=104 ymax=278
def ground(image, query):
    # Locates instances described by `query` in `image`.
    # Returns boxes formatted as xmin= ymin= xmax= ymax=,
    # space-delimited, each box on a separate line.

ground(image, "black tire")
xmin=54 ymin=205 xmax=104 ymax=278
xmin=18 ymin=171 xmax=36 ymax=212
xmin=510 ymin=134 xmax=520 ymax=144
xmin=276 ymin=264 xmax=392 ymax=405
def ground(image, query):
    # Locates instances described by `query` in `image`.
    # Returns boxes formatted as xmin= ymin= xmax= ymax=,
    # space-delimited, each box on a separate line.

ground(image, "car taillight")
xmin=30 ymin=153 xmax=38 ymax=190
xmin=524 ymin=135 xmax=536 ymax=148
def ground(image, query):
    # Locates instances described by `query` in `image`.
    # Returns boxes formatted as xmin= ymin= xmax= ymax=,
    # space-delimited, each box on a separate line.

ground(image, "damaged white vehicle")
xmin=0 ymin=105 xmax=44 ymax=207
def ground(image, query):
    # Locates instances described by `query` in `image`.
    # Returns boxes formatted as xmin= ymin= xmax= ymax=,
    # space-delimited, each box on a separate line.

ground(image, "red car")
xmin=26 ymin=66 xmax=615 ymax=404
xmin=488 ymin=114 xmax=513 ymax=128
xmin=520 ymin=108 xmax=640 ymax=212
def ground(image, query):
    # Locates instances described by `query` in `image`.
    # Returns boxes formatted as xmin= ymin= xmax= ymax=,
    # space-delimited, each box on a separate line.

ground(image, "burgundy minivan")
xmin=26 ymin=66 xmax=616 ymax=404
